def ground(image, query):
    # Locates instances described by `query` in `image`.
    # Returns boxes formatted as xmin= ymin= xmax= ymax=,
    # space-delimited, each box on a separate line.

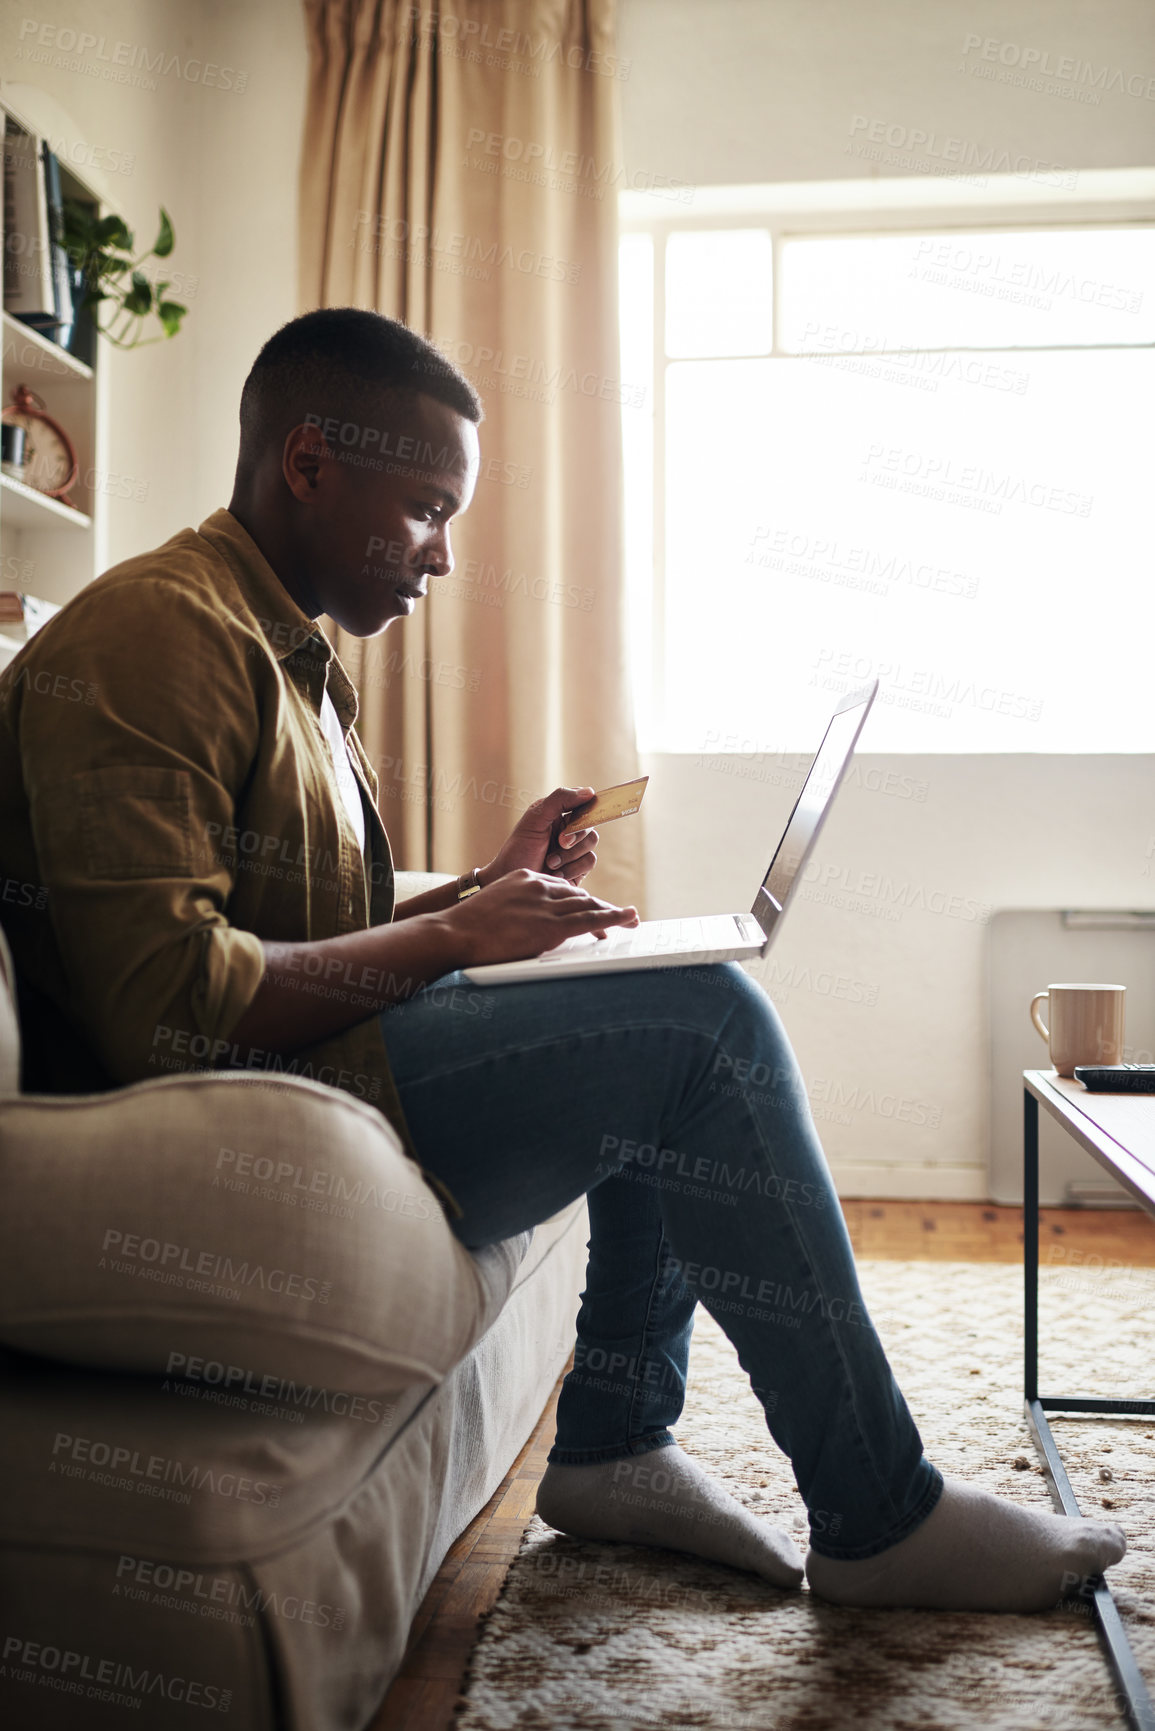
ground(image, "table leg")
xmin=1024 ymin=1087 xmax=1039 ymax=1405
xmin=1022 ymin=1083 xmax=1155 ymax=1730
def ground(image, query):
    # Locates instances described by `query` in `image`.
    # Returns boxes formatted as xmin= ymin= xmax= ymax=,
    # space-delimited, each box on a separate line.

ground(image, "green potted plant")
xmin=61 ymin=202 xmax=188 ymax=362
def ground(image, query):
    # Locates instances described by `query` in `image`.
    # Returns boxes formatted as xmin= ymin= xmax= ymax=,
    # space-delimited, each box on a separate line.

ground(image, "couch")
xmin=0 ymin=874 xmax=589 ymax=1729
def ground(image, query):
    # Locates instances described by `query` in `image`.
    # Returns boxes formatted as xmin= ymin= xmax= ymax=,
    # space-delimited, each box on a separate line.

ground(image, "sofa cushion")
xmin=0 ymin=1198 xmax=588 ymax=1729
xmin=0 ymin=1069 xmax=528 ymax=1394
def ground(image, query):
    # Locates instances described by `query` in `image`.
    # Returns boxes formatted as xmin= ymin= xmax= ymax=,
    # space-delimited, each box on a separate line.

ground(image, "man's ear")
xmin=282 ymin=422 xmax=331 ymax=502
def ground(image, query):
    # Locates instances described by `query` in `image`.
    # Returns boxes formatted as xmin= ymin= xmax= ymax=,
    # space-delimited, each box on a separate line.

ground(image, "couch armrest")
xmin=393 ymin=870 xmax=457 ymax=902
xmin=0 ymin=923 xmax=22 ymax=1096
xmin=0 ymin=1070 xmax=528 ymax=1392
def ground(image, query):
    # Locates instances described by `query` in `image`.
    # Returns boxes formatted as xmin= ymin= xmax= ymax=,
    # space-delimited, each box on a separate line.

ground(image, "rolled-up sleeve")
xmin=16 ymin=579 xmax=267 ymax=1083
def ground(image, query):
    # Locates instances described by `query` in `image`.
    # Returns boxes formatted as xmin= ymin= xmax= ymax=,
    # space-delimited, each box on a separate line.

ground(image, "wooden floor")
xmin=369 ymin=1200 xmax=1155 ymax=1731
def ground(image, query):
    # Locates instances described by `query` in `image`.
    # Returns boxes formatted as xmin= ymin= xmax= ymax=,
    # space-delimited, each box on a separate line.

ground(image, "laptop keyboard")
xmin=532 ymin=914 xmax=746 ymax=965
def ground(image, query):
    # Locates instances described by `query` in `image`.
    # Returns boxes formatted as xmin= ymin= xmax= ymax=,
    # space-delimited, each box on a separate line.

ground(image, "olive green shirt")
xmin=0 ymin=506 xmax=427 ymax=1182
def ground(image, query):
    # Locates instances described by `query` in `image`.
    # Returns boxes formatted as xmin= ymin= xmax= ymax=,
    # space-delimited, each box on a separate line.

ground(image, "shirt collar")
xmin=197 ymin=507 xmax=360 ymax=730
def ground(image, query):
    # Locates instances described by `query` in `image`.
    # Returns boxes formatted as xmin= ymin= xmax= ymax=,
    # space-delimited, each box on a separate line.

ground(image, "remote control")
xmin=1073 ymin=1064 xmax=1155 ymax=1093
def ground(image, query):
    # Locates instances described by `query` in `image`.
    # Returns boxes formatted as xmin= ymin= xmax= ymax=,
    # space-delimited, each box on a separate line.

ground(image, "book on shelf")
xmin=0 ymin=592 xmax=60 ymax=635
xmin=2 ymin=126 xmax=74 ymax=346
xmin=22 ymin=593 xmax=59 ymax=635
xmin=2 ymin=126 xmax=54 ymax=323
xmin=41 ymin=145 xmax=74 ymax=347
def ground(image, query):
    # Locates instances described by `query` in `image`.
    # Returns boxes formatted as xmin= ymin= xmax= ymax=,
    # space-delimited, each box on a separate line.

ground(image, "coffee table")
xmin=1024 ymin=1068 xmax=1155 ymax=1731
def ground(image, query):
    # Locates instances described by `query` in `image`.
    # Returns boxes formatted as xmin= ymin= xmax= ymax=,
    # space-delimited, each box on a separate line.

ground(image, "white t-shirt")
xmin=319 ymin=688 xmax=366 ymax=854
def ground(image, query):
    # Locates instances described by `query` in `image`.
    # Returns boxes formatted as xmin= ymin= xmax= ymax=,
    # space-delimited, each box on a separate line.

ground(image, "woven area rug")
xmin=456 ymin=1259 xmax=1155 ymax=1730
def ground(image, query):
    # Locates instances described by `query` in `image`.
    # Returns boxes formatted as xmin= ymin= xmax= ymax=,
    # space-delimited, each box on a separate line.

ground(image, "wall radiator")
xmin=988 ymin=909 xmax=1155 ymax=1206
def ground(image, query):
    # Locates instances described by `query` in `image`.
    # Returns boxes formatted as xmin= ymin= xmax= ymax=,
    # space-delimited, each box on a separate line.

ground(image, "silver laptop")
xmin=463 ymin=681 xmax=878 ymax=985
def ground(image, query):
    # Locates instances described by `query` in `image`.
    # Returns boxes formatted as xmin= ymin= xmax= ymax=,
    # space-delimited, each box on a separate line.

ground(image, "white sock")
xmin=806 ymin=1475 xmax=1127 ymax=1612
xmin=536 ymin=1445 xmax=804 ymax=1589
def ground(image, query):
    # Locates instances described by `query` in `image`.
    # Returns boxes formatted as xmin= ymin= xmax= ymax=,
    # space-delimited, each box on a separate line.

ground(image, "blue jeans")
xmin=378 ymin=962 xmax=942 ymax=1560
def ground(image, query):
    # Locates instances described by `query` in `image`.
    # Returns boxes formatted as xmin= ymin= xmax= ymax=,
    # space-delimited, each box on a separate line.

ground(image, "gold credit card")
xmin=560 ymin=775 xmax=649 ymax=835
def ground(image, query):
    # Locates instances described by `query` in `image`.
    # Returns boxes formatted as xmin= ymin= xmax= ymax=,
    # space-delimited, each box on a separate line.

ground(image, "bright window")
xmin=620 ymin=200 xmax=1155 ymax=752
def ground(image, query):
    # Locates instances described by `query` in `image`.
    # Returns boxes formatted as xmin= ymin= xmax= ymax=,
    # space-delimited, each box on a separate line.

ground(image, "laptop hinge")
xmin=752 ymin=887 xmax=783 ymax=935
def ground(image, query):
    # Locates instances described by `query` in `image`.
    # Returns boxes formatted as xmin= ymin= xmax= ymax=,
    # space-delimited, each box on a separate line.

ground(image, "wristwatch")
xmin=456 ymin=867 xmax=483 ymax=900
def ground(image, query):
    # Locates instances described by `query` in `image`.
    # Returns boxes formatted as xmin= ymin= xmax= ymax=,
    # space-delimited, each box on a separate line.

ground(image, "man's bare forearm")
xmin=392 ymin=862 xmax=497 ymax=921
xmin=229 ymin=911 xmax=464 ymax=1055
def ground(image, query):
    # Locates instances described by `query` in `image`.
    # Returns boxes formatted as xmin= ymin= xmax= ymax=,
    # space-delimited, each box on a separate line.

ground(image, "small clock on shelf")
xmin=0 ymin=384 xmax=80 ymax=508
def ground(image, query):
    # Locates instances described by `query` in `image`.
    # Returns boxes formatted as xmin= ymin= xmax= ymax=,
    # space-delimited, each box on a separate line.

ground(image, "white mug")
xmin=1030 ymin=983 xmax=1126 ymax=1077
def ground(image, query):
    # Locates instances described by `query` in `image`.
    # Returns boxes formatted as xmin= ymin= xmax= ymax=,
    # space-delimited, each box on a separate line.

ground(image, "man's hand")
xmin=446 ymin=869 xmax=639 ymax=967
xmin=482 ymin=786 xmax=601 ymax=887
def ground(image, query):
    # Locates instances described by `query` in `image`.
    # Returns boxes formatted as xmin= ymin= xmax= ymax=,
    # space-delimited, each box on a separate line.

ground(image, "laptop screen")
xmin=751 ymin=682 xmax=878 ymax=933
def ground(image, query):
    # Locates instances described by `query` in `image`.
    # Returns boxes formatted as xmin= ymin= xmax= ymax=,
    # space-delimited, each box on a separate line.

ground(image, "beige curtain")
xmin=300 ymin=0 xmax=643 ymax=910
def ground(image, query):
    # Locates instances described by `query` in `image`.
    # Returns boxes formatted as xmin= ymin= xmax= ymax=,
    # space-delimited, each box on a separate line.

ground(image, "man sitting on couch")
xmin=0 ymin=308 xmax=1125 ymax=1614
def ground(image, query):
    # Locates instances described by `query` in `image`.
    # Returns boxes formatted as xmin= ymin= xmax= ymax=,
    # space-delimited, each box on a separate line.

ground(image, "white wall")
xmin=619 ymin=0 xmax=1155 ymax=186
xmin=642 ymin=750 xmax=1155 ymax=1198
xmin=2 ymin=0 xmax=306 ymax=562
xmin=619 ymin=0 xmax=1155 ymax=1196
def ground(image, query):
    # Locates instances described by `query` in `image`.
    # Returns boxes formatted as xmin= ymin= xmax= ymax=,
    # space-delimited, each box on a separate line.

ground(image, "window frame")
xmin=619 ymin=171 xmax=1155 ymax=753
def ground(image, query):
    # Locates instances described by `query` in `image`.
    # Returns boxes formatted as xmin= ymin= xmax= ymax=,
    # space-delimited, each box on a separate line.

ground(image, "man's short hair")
xmin=238 ymin=307 xmax=482 ymax=469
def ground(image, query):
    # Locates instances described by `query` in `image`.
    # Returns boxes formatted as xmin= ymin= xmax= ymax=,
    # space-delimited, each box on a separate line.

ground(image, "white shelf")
xmin=2 ymin=310 xmax=93 ymax=383
xmin=0 ymin=472 xmax=90 ymax=530
xmin=1 ymin=87 xmax=107 ymax=603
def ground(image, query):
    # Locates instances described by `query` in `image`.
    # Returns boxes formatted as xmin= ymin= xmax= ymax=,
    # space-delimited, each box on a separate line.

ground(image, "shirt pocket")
xmin=75 ymin=765 xmax=194 ymax=880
